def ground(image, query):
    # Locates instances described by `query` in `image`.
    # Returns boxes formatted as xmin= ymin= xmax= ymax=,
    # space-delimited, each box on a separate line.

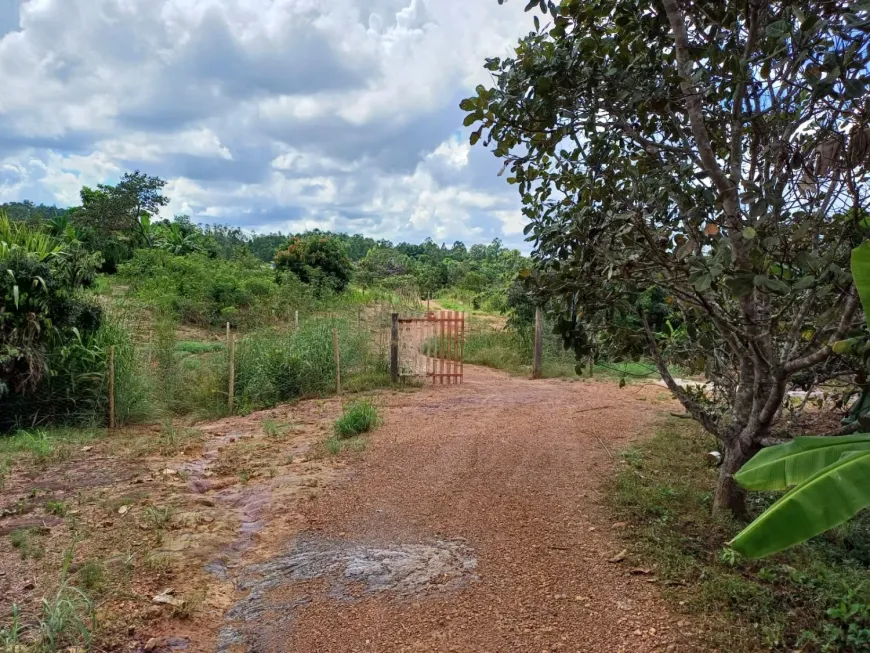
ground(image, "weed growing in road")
xmin=0 ymin=604 xmax=22 ymax=647
xmin=77 ymin=560 xmax=105 ymax=595
xmin=144 ymin=505 xmax=174 ymax=531
xmin=38 ymin=576 xmax=96 ymax=651
xmin=45 ymin=499 xmax=69 ymax=517
xmin=325 ymin=437 xmax=342 ymax=456
xmin=334 ymin=400 xmax=380 ymax=439
xmin=262 ymin=418 xmax=285 ymax=439
xmin=10 ymin=526 xmax=46 ymax=560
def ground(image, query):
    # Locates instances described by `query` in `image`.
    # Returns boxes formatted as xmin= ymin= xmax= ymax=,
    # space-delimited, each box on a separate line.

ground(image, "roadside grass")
xmin=463 ymin=327 xmax=677 ymax=381
xmin=175 ymin=340 xmax=225 ymax=355
xmin=334 ymin=400 xmax=380 ymax=439
xmin=610 ymin=420 xmax=870 ymax=652
xmin=10 ymin=526 xmax=48 ymax=560
xmin=44 ymin=500 xmax=69 ymax=517
xmin=0 ymin=428 xmax=103 ymax=468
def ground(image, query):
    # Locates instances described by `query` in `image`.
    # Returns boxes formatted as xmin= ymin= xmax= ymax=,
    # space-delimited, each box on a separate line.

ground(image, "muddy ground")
xmin=0 ymin=366 xmax=707 ymax=652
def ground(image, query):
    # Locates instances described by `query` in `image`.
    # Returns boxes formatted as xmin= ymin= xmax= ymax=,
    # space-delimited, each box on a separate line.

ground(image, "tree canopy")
xmin=466 ymin=0 xmax=870 ymax=515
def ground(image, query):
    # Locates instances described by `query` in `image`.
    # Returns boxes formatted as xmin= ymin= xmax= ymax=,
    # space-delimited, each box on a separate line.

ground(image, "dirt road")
xmin=0 ymin=365 xmax=702 ymax=652
xmin=211 ymin=366 xmax=700 ymax=652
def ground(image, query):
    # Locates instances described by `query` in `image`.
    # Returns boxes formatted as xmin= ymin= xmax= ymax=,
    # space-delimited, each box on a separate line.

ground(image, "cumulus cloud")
xmin=0 ymin=0 xmax=533 ymax=248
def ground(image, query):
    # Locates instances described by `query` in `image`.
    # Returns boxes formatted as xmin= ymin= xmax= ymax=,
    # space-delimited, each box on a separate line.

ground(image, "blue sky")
xmin=0 ymin=0 xmax=534 ymax=248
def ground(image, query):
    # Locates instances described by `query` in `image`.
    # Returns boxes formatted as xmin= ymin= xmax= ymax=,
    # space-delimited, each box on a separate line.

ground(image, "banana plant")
xmin=729 ymin=242 xmax=870 ymax=558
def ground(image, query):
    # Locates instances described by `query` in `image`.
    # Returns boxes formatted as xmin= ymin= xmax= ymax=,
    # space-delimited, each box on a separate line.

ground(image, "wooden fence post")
xmin=533 ymin=306 xmax=544 ymax=380
xmin=108 ymin=345 xmax=115 ymax=429
xmin=390 ymin=313 xmax=399 ymax=383
xmin=333 ymin=328 xmax=341 ymax=394
xmin=227 ymin=323 xmax=235 ymax=414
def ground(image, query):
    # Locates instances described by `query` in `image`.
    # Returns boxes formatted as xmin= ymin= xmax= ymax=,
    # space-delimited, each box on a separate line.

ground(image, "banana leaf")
xmin=734 ymin=434 xmax=870 ymax=491
xmin=730 ymin=451 xmax=870 ymax=558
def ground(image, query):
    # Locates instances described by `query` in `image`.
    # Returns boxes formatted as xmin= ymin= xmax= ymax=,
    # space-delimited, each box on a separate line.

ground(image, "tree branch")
xmin=784 ymin=289 xmax=860 ymax=374
xmin=642 ymin=313 xmax=723 ymax=438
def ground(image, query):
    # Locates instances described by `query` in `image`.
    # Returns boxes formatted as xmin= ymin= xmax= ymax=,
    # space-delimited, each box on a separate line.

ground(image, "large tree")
xmin=74 ymin=170 xmax=169 ymax=247
xmin=465 ymin=0 xmax=870 ymax=515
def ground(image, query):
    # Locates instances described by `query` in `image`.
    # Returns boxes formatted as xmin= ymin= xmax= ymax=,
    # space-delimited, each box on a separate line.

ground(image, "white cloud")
xmin=0 ymin=0 xmax=534 ymax=248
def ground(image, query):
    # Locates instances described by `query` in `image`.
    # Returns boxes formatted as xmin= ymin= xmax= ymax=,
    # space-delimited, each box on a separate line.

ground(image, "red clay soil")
xmin=249 ymin=366 xmax=704 ymax=653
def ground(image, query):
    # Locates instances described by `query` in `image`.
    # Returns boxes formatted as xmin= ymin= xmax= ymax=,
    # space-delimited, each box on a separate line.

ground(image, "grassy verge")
xmin=610 ymin=420 xmax=870 ymax=652
xmin=463 ymin=327 xmax=668 ymax=381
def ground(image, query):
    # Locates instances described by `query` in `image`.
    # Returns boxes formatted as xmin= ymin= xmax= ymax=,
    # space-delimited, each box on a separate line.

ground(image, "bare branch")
xmin=784 ymin=289 xmax=861 ymax=374
xmin=642 ymin=313 xmax=723 ymax=438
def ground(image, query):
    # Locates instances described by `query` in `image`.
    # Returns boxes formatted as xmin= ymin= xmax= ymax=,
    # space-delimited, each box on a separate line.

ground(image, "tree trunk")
xmin=713 ymin=446 xmax=750 ymax=519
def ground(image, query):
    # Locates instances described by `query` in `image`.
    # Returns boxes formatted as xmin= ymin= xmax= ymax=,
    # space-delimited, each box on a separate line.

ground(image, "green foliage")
xmin=731 ymin=451 xmax=870 ymax=559
xmin=119 ymin=248 xmax=311 ymax=327
xmin=1 ymin=214 xmax=103 ymax=400
xmin=334 ymin=400 xmax=380 ymax=439
xmin=274 ymin=234 xmax=353 ymax=293
xmin=231 ymin=318 xmax=388 ymax=413
xmin=10 ymin=526 xmax=46 ymax=560
xmin=0 ymin=315 xmax=150 ymax=430
xmin=732 ymin=244 xmax=870 ymax=557
xmin=44 ymin=499 xmax=69 ymax=517
xmin=469 ymin=0 xmax=870 ymax=516
xmin=72 ymin=170 xmax=168 ymax=250
xmin=612 ymin=422 xmax=870 ymax=651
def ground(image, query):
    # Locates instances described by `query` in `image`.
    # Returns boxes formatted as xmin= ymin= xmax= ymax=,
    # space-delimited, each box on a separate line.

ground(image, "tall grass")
xmin=230 ymin=316 xmax=389 ymax=414
xmin=0 ymin=315 xmax=150 ymax=430
xmin=462 ymin=325 xmax=579 ymax=377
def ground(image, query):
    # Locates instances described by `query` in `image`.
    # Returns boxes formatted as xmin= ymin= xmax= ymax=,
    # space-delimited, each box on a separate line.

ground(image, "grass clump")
xmin=10 ymin=526 xmax=47 ymax=560
xmin=610 ymin=420 xmax=870 ymax=652
xmin=44 ymin=500 xmax=69 ymax=517
xmin=176 ymin=340 xmax=225 ymax=355
xmin=144 ymin=505 xmax=174 ymax=531
xmin=334 ymin=400 xmax=380 ymax=439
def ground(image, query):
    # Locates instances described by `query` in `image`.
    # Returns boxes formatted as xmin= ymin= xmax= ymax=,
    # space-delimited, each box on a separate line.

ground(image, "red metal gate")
xmin=394 ymin=310 xmax=465 ymax=384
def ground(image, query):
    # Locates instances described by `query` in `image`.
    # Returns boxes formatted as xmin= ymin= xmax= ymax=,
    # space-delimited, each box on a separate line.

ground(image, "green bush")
xmin=1 ymin=214 xmax=104 ymax=402
xmin=149 ymin=314 xmax=390 ymax=419
xmin=274 ymin=235 xmax=353 ymax=294
xmin=334 ymin=400 xmax=380 ymax=439
xmin=0 ymin=311 xmax=149 ymax=431
xmin=118 ymin=249 xmax=312 ymax=327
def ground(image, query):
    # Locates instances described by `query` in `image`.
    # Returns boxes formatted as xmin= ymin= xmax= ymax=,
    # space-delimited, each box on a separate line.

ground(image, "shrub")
xmin=334 ymin=400 xmax=380 ymax=439
xmin=118 ymin=249 xmax=311 ymax=328
xmin=274 ymin=235 xmax=352 ymax=294
xmin=0 ymin=312 xmax=149 ymax=431
xmin=1 ymin=214 xmax=103 ymax=399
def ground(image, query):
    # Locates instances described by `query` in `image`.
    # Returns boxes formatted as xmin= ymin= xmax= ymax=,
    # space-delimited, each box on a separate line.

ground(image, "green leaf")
xmin=742 ymin=226 xmax=757 ymax=240
xmin=469 ymin=131 xmax=481 ymax=146
xmin=851 ymin=242 xmax=870 ymax=325
xmin=832 ymin=337 xmax=863 ymax=355
xmin=693 ymin=273 xmax=712 ymax=292
xmin=724 ymin=274 xmax=755 ymax=298
xmin=793 ymin=274 xmax=816 ymax=290
xmin=730 ymin=451 xmax=870 ymax=558
xmin=463 ymin=113 xmax=478 ymax=127
xmin=459 ymin=99 xmax=476 ymax=111
xmin=754 ymin=275 xmax=789 ymax=295
xmin=735 ymin=434 xmax=870 ymax=491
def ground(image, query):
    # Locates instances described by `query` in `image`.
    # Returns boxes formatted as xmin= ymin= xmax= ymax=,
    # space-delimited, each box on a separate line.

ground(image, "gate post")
xmin=533 ymin=306 xmax=544 ymax=379
xmin=390 ymin=313 xmax=399 ymax=383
